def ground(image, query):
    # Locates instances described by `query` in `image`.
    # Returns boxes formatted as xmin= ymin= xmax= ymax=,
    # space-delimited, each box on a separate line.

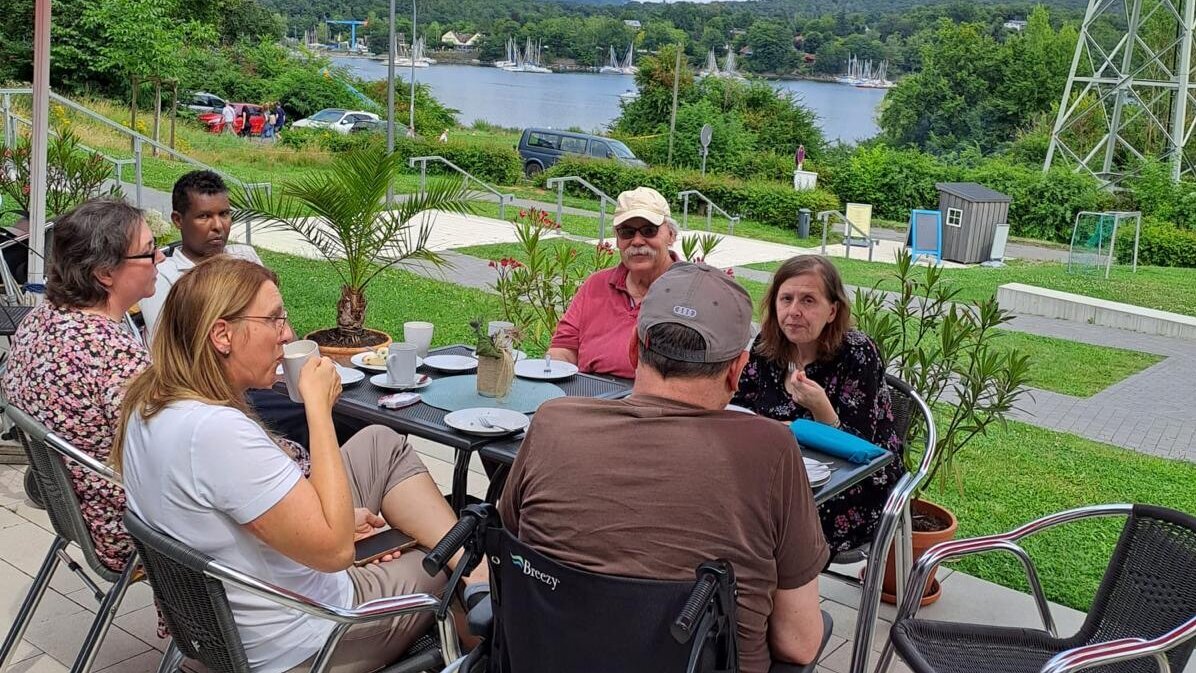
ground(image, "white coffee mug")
xmin=386 ymin=342 xmax=419 ymax=386
xmin=403 ymin=321 xmax=434 ymax=358
xmin=281 ymin=340 xmax=319 ymax=404
xmin=488 ymin=321 xmax=514 ymax=337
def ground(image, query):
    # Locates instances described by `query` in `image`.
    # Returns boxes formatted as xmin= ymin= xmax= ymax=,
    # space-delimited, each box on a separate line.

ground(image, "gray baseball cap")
xmin=637 ymin=262 xmax=753 ymax=363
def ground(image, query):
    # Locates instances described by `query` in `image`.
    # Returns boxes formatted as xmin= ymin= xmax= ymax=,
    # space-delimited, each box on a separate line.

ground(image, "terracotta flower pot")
xmin=305 ymin=329 xmax=392 ymax=363
xmin=876 ymin=499 xmax=958 ymax=607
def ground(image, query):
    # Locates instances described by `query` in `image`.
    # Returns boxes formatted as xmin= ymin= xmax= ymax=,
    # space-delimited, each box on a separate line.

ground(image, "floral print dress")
xmin=2 ymin=301 xmax=150 ymax=572
xmin=732 ymin=329 xmax=904 ymax=554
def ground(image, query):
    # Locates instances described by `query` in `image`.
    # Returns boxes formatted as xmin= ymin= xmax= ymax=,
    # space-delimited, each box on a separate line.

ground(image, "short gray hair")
xmin=663 ymin=216 xmax=679 ymax=235
xmin=46 ymin=198 xmax=144 ymax=308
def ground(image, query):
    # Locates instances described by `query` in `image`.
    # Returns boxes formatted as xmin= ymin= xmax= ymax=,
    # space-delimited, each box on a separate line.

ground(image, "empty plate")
xmin=422 ymin=354 xmax=479 ymax=372
xmin=804 ymin=457 xmax=833 ymax=487
xmin=444 ymin=408 xmax=530 ymax=436
xmin=351 ymin=351 xmax=423 ymax=372
xmin=470 ymin=348 xmax=527 ymax=362
xmin=369 ymin=373 xmax=431 ymax=391
xmin=514 ymin=358 xmax=579 ymax=381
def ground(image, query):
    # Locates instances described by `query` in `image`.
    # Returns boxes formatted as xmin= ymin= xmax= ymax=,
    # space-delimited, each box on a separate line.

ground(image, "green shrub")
xmin=543 ymin=157 xmax=839 ymax=233
xmin=1117 ymin=221 xmax=1196 ymax=268
xmin=741 ymin=152 xmax=796 ymax=183
xmin=277 ymin=128 xmax=323 ymax=150
xmin=965 ymin=161 xmax=1110 ymax=242
xmin=824 ymin=144 xmax=956 ymax=221
xmin=1124 ymin=160 xmax=1196 ymax=229
xmin=392 ymin=137 xmax=521 ymax=185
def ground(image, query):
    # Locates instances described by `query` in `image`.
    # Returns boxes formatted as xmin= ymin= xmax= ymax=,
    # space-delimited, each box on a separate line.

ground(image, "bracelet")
xmin=828 ymin=417 xmax=841 ymax=430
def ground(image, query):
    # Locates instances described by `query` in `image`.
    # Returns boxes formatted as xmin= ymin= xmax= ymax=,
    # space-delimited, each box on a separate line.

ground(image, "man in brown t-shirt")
xmin=499 ymin=263 xmax=829 ymax=673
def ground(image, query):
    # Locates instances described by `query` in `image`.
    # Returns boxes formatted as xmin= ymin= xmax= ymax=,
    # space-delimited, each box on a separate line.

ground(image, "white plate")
xmin=337 ymin=366 xmax=365 ymax=385
xmin=350 ymin=351 xmax=423 ymax=372
xmin=370 ymin=373 xmax=432 ymax=390
xmin=724 ymin=404 xmax=756 ymax=414
xmin=470 ymin=348 xmax=527 ymax=362
xmin=444 ymin=408 xmax=530 ymax=436
xmin=804 ymin=457 xmax=833 ymax=487
xmin=514 ymin=358 xmax=579 ymax=381
xmin=422 ymin=354 xmax=479 ymax=372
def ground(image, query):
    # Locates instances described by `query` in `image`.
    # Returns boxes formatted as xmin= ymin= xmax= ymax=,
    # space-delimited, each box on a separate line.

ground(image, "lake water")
xmin=332 ymin=57 xmax=886 ymax=142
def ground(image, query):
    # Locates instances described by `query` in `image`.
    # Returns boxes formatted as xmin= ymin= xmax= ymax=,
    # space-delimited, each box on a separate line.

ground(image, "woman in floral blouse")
xmin=732 ymin=255 xmax=902 ymax=554
xmin=3 ymin=198 xmax=164 ymax=572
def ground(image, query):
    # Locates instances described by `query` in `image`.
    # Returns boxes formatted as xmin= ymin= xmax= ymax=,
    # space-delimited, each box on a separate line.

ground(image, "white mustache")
xmin=624 ymin=245 xmax=657 ymax=258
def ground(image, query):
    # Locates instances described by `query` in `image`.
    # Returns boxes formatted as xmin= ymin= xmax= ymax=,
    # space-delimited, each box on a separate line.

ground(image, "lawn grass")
xmin=260 ymin=249 xmax=504 ymax=348
xmin=926 ymin=414 xmax=1196 ymax=611
xmin=747 ymin=256 xmax=1196 ymax=318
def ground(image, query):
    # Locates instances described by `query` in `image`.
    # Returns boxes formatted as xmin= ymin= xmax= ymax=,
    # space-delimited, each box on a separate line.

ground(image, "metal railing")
xmin=819 ymin=209 xmax=876 ymax=262
xmin=408 ymin=155 xmax=514 ymax=220
xmin=678 ymin=190 xmax=739 ymax=234
xmin=544 ymin=176 xmax=617 ymax=241
xmin=1 ymin=88 xmax=271 ymax=244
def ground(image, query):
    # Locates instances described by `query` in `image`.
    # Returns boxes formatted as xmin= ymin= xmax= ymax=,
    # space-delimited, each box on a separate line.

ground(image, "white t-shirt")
xmin=121 ymin=400 xmax=353 ymax=673
xmin=138 ymin=244 xmax=262 ymax=343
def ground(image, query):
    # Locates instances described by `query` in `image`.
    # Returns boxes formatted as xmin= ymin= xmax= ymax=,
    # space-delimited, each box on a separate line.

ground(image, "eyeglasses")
xmin=614 ymin=224 xmax=661 ymax=240
xmin=229 ymin=310 xmax=290 ymax=330
xmin=123 ymin=247 xmax=163 ymax=260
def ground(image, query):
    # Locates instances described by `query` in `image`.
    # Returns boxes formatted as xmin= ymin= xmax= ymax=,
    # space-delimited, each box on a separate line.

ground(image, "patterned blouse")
xmin=2 ymin=301 xmax=150 ymax=572
xmin=732 ymin=329 xmax=904 ymax=553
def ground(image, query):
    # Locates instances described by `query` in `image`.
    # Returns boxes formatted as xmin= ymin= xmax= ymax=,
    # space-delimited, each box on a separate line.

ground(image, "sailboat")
xmin=494 ymin=37 xmax=516 ymax=68
xmin=855 ymin=59 xmax=895 ymax=88
xmin=599 ymin=46 xmax=622 ymax=74
xmin=392 ymin=36 xmax=429 ymax=67
xmin=503 ymin=37 xmax=551 ymax=73
xmin=618 ymin=43 xmax=637 ymax=74
xmin=722 ymin=45 xmax=745 ymax=80
xmin=699 ymin=48 xmax=720 ymax=77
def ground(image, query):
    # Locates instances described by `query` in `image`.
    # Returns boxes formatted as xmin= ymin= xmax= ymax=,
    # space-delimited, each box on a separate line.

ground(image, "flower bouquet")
xmin=471 ymin=318 xmax=519 ymax=398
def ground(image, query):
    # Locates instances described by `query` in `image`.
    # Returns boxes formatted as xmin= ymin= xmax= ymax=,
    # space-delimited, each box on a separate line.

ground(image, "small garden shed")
xmin=935 ymin=182 xmax=1011 ymax=264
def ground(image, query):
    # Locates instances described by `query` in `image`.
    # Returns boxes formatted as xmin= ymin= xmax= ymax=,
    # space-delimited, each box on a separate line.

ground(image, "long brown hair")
xmin=110 ymin=256 xmax=278 ymax=471
xmin=755 ymin=255 xmax=852 ymax=365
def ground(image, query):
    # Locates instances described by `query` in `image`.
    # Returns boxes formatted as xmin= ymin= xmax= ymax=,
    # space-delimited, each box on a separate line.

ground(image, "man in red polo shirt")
xmin=546 ymin=186 xmax=679 ymax=379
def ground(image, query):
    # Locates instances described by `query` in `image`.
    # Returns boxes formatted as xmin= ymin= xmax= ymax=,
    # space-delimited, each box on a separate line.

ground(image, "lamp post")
xmin=408 ymin=0 xmax=416 ymax=137
xmin=385 ymin=0 xmax=395 ymax=204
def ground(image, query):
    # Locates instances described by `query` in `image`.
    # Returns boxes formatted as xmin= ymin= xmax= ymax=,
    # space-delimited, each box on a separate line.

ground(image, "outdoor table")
xmin=313 ymin=344 xmax=631 ymax=511
xmin=477 ymin=428 xmax=895 ymax=507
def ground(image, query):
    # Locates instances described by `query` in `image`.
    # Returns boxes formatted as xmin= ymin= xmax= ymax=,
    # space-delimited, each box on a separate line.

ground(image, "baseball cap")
xmin=612 ymin=187 xmax=671 ymax=229
xmin=637 ymin=262 xmax=753 ymax=364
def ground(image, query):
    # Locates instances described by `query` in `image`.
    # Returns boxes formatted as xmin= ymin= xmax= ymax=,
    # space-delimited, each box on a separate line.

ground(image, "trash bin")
xmin=797 ymin=208 xmax=811 ymax=239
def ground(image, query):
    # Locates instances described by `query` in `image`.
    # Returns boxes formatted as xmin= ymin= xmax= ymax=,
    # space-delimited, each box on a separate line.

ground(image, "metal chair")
xmin=427 ymin=504 xmax=835 ymax=673
xmin=122 ymin=509 xmax=454 ymax=673
xmin=0 ymin=404 xmax=141 ymax=673
xmin=878 ymin=504 xmax=1196 ymax=673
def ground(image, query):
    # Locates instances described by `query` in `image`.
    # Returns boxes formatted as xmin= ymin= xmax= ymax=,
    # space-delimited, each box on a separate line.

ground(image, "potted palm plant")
xmin=853 ymin=249 xmax=1032 ymax=605
xmin=232 ymin=145 xmax=473 ymax=355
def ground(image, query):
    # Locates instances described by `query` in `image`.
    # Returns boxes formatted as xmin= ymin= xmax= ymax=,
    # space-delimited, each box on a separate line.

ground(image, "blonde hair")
xmin=111 ymin=256 xmax=279 ymax=470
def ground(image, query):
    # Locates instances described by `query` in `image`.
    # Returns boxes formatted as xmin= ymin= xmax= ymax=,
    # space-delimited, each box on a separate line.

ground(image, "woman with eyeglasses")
xmin=546 ymin=186 xmax=680 ymax=379
xmin=113 ymin=256 xmax=476 ymax=673
xmin=2 ymin=197 xmax=164 ymax=574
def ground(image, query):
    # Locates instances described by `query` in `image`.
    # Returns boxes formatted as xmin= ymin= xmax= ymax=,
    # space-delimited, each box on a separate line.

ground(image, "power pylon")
xmin=1045 ymin=0 xmax=1196 ymax=185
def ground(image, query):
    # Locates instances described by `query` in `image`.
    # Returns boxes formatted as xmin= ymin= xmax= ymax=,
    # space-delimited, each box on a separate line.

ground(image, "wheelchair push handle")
xmin=424 ymin=509 xmax=483 ymax=576
xmin=672 ymin=574 xmax=717 ymax=643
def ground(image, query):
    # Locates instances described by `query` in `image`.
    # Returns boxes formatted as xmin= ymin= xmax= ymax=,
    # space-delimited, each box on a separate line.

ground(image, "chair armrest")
xmin=463 ymin=583 xmax=492 ymax=638
xmin=438 ymin=656 xmax=469 ymax=673
xmin=205 ymin=559 xmax=441 ymax=625
xmin=1039 ymin=615 xmax=1196 ymax=673
xmin=894 ymin=504 xmax=1134 ymax=633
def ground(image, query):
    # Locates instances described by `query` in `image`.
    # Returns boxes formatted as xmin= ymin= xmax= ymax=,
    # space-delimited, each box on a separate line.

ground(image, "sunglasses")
xmin=614 ymin=224 xmax=661 ymax=240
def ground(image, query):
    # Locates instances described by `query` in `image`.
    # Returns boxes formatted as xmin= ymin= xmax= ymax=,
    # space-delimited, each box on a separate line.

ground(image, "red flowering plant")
xmin=490 ymin=208 xmax=617 ymax=350
xmin=0 ymin=129 xmax=119 ymax=219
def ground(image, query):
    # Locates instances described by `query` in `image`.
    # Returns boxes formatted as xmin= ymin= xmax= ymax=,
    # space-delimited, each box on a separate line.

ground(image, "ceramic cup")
xmin=386 ymin=342 xmax=419 ymax=386
xmin=281 ymin=339 xmax=319 ymax=403
xmin=403 ymin=321 xmax=434 ymax=358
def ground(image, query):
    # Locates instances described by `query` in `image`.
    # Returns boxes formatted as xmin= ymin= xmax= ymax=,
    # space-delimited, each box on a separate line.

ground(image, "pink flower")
xmin=488 ymin=260 xmax=497 ymax=269
xmin=725 ymin=268 xmax=735 ymax=278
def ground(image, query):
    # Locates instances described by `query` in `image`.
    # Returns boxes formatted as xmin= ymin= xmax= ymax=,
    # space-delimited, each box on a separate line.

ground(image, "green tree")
xmin=745 ymin=20 xmax=795 ymax=73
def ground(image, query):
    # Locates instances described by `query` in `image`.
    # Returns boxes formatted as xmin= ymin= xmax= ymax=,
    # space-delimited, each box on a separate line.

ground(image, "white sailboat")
xmin=854 ymin=59 xmax=895 ymax=88
xmin=392 ymin=39 xmax=429 ymax=68
xmin=494 ymin=37 xmax=516 ymax=68
xmin=503 ymin=38 xmax=551 ymax=73
xmin=599 ymin=46 xmax=622 ymax=74
xmin=619 ymin=43 xmax=637 ymax=75
xmin=699 ymin=48 xmax=720 ymax=77
xmin=722 ymin=46 xmax=745 ymax=80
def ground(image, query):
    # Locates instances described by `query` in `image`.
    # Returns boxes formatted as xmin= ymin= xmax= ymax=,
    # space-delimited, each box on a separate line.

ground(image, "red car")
xmin=198 ymin=103 xmax=268 ymax=135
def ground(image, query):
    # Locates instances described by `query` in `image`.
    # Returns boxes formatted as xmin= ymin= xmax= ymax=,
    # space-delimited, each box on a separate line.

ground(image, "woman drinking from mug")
xmin=732 ymin=255 xmax=902 ymax=554
xmin=113 ymin=256 xmax=474 ymax=673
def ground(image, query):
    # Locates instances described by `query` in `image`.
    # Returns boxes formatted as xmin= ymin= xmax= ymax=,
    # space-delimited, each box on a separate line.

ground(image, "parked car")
xmin=291 ymin=109 xmax=381 ymax=134
xmin=517 ymin=127 xmax=646 ymax=176
xmin=197 ymin=103 xmax=268 ymax=135
xmin=184 ymin=92 xmax=227 ymax=115
xmin=349 ymin=118 xmax=391 ymax=134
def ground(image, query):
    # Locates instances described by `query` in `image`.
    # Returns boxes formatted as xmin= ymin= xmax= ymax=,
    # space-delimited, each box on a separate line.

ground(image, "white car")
xmin=291 ymin=109 xmax=382 ymax=134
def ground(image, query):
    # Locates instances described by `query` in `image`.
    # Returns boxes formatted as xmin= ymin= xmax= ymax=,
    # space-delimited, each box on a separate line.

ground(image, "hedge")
xmin=1117 ymin=221 xmax=1196 ymax=268
xmin=277 ymin=131 xmax=522 ymax=185
xmin=543 ymin=157 xmax=840 ymax=234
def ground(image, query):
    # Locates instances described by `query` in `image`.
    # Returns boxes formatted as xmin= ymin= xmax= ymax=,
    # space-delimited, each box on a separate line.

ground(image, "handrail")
xmin=408 ymin=155 xmax=514 ymax=220
xmin=678 ymin=190 xmax=739 ymax=235
xmin=544 ymin=176 xmax=617 ymax=241
xmin=819 ymin=210 xmax=875 ymax=262
xmin=1 ymin=88 xmax=266 ymax=243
